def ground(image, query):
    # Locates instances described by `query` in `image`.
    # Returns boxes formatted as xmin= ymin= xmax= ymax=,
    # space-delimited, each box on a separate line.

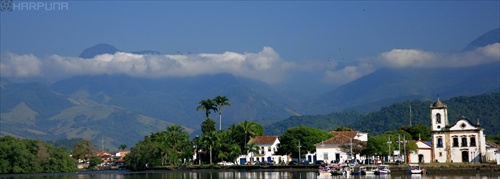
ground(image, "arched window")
xmin=436 ymin=113 xmax=441 ymax=123
xmin=470 ymin=136 xmax=476 ymax=147
xmin=461 ymin=136 xmax=467 ymax=147
xmin=452 ymin=136 xmax=459 ymax=147
xmin=437 ymin=137 xmax=443 ymax=148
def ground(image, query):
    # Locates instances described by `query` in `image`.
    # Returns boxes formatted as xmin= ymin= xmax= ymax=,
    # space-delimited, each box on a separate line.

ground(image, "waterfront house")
xmin=236 ymin=136 xmax=288 ymax=165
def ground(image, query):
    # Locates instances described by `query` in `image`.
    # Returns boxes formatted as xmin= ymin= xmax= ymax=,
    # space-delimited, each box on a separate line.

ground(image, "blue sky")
xmin=1 ymin=1 xmax=499 ymax=86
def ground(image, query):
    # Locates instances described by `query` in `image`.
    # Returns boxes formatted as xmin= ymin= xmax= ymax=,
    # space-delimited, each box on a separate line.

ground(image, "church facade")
xmin=430 ymin=98 xmax=486 ymax=163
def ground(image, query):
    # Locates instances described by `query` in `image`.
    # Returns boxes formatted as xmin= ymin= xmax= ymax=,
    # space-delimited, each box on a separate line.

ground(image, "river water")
xmin=1 ymin=170 xmax=499 ymax=179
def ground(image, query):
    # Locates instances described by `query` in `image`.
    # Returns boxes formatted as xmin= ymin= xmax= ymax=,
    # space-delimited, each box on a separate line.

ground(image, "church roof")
xmin=432 ymin=98 xmax=445 ymax=108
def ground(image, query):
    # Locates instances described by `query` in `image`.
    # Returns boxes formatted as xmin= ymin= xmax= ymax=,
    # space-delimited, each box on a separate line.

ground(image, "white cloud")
xmin=0 ymin=53 xmax=42 ymax=77
xmin=320 ymin=43 xmax=500 ymax=85
xmin=1 ymin=47 xmax=294 ymax=84
xmin=376 ymin=43 xmax=500 ymax=68
xmin=2 ymin=44 xmax=498 ymax=86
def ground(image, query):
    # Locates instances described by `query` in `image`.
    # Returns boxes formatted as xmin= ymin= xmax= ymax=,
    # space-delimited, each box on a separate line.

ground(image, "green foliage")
xmin=71 ymin=140 xmax=95 ymax=160
xmin=201 ymin=118 xmax=217 ymax=134
xmin=89 ymin=156 xmax=102 ymax=168
xmin=197 ymin=99 xmax=218 ymax=119
xmin=399 ymin=124 xmax=431 ymax=141
xmin=265 ymin=111 xmax=365 ymax=136
xmin=334 ymin=126 xmax=353 ymax=131
xmin=124 ymin=124 xmax=192 ymax=170
xmin=487 ymin=134 xmax=500 ymax=144
xmin=0 ymin=136 xmax=76 ymax=174
xmin=277 ymin=126 xmax=334 ymax=157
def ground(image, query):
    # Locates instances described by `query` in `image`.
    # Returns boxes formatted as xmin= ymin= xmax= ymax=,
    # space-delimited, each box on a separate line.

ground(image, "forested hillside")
xmin=265 ymin=93 xmax=500 ymax=136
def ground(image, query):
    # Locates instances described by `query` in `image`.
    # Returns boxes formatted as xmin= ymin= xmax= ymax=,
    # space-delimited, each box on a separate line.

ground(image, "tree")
xmin=201 ymin=118 xmax=217 ymax=134
xmin=165 ymin=125 xmax=192 ymax=166
xmin=197 ymin=99 xmax=218 ymax=119
xmin=399 ymin=124 xmax=431 ymax=141
xmin=89 ymin=156 xmax=102 ymax=168
xmin=71 ymin=140 xmax=95 ymax=161
xmin=340 ymin=139 xmax=367 ymax=159
xmin=214 ymin=96 xmax=231 ymax=130
xmin=201 ymin=132 xmax=218 ymax=164
xmin=333 ymin=126 xmax=353 ymax=131
xmin=0 ymin=136 xmax=76 ymax=174
xmin=278 ymin=126 xmax=334 ymax=158
xmin=119 ymin=144 xmax=127 ymax=151
xmin=234 ymin=121 xmax=264 ymax=153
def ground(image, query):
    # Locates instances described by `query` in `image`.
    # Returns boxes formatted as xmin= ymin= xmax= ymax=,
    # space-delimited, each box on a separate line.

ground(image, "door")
xmin=462 ymin=151 xmax=469 ymax=162
xmin=418 ymin=154 xmax=424 ymax=163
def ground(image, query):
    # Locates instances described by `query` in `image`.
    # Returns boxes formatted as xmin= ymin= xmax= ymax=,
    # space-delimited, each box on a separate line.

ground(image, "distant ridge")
xmin=78 ymin=43 xmax=161 ymax=58
xmin=463 ymin=28 xmax=500 ymax=51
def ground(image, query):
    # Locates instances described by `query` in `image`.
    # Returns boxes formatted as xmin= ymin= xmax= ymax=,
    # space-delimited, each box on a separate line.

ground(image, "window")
xmin=323 ymin=153 xmax=328 ymax=161
xmin=452 ymin=137 xmax=459 ymax=147
xmin=268 ymin=147 xmax=271 ymax=152
xmin=437 ymin=138 xmax=443 ymax=148
xmin=439 ymin=152 xmax=442 ymax=157
xmin=436 ymin=114 xmax=441 ymax=123
xmin=470 ymin=137 xmax=476 ymax=147
xmin=261 ymin=147 xmax=264 ymax=154
xmin=461 ymin=137 xmax=467 ymax=147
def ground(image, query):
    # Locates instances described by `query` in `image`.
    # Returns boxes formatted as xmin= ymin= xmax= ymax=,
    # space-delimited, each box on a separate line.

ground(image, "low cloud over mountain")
xmin=1 ymin=42 xmax=499 ymax=87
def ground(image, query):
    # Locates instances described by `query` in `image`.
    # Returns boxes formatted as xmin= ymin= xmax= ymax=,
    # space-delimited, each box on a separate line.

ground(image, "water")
xmin=1 ymin=170 xmax=499 ymax=179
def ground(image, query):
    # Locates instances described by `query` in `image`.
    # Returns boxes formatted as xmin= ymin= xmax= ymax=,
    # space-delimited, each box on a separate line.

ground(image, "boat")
xmin=408 ymin=164 xmax=423 ymax=174
xmin=364 ymin=165 xmax=378 ymax=175
xmin=355 ymin=165 xmax=377 ymax=175
xmin=317 ymin=165 xmax=331 ymax=176
xmin=375 ymin=164 xmax=391 ymax=175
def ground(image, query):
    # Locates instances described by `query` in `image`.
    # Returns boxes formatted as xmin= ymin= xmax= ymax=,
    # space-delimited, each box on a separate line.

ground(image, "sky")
xmin=1 ymin=1 xmax=499 ymax=87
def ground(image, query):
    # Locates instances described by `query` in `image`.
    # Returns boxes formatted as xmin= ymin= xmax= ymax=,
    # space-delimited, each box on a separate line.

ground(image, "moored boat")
xmin=408 ymin=164 xmax=423 ymax=174
xmin=375 ymin=164 xmax=391 ymax=175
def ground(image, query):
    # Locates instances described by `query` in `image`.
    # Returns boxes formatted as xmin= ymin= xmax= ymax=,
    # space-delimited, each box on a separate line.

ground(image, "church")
xmin=430 ymin=98 xmax=487 ymax=163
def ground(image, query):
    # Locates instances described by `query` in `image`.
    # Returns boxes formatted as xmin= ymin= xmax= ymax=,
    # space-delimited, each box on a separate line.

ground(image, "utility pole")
xmin=350 ymin=138 xmax=353 ymax=159
xmin=398 ymin=134 xmax=401 ymax=161
xmin=409 ymin=102 xmax=412 ymax=126
xmin=387 ymin=136 xmax=392 ymax=162
xmin=403 ymin=135 xmax=407 ymax=164
xmin=298 ymin=141 xmax=302 ymax=164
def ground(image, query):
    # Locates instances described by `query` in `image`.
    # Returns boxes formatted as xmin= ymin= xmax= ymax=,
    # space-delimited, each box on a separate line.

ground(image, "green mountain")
xmin=0 ymin=78 xmax=190 ymax=150
xmin=265 ymin=93 xmax=500 ymax=137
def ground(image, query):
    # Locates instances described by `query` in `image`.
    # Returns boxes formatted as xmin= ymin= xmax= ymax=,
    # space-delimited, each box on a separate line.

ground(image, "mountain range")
xmin=1 ymin=28 xmax=498 ymax=150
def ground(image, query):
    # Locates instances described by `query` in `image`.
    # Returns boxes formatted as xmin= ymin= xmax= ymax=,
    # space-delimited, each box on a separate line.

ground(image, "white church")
xmin=430 ymin=98 xmax=487 ymax=163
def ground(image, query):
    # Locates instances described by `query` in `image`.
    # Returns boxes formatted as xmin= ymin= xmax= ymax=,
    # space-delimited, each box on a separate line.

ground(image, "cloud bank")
xmin=1 ymin=43 xmax=499 ymax=85
xmin=1 ymin=47 xmax=295 ymax=84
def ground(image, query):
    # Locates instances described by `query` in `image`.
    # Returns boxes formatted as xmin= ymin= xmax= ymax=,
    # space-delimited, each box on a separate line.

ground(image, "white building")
xmin=430 ymin=98 xmax=487 ymax=163
xmin=236 ymin=136 xmax=288 ymax=165
xmin=315 ymin=131 xmax=368 ymax=163
xmin=408 ymin=140 xmax=431 ymax=163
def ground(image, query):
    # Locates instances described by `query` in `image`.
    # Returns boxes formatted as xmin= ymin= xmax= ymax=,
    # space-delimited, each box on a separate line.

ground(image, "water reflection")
xmin=2 ymin=171 xmax=499 ymax=179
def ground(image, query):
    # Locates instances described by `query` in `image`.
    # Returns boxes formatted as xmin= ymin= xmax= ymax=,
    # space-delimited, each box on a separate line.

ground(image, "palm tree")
xmin=202 ymin=132 xmax=218 ymax=164
xmin=213 ymin=96 xmax=230 ymax=130
xmin=201 ymin=118 xmax=216 ymax=134
xmin=197 ymin=99 xmax=218 ymax=119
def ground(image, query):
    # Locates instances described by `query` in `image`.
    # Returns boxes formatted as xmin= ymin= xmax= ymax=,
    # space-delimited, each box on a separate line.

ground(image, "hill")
xmin=0 ymin=78 xmax=190 ymax=150
xmin=265 ymin=93 xmax=500 ymax=136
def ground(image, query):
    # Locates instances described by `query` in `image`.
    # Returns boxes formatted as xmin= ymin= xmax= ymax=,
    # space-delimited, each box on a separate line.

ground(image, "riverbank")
xmin=149 ymin=162 xmax=500 ymax=172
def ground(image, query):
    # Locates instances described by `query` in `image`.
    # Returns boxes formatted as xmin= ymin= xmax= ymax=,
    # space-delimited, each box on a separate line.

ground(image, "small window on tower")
xmin=452 ymin=137 xmax=459 ymax=147
xmin=436 ymin=114 xmax=441 ymax=123
xmin=439 ymin=152 xmax=442 ymax=157
xmin=437 ymin=138 xmax=443 ymax=148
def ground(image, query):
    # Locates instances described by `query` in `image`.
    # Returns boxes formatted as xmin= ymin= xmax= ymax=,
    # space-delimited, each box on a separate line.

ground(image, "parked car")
xmin=289 ymin=161 xmax=298 ymax=165
xmin=348 ymin=159 xmax=358 ymax=167
xmin=315 ymin=160 xmax=325 ymax=165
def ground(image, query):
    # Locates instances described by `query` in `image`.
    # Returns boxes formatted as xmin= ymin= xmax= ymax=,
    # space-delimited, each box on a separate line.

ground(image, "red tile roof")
xmin=320 ymin=134 xmax=353 ymax=145
xmin=249 ymin=136 xmax=278 ymax=145
xmin=329 ymin=131 xmax=359 ymax=139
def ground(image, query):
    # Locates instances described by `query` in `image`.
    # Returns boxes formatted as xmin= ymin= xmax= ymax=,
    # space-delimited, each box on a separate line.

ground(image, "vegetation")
xmin=124 ymin=124 xmax=192 ymax=170
xmin=277 ymin=126 xmax=334 ymax=158
xmin=214 ymin=95 xmax=231 ymax=130
xmin=0 ymin=136 xmax=76 ymax=174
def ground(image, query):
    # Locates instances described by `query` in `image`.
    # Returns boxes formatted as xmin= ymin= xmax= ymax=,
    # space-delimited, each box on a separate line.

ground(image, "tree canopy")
xmin=277 ymin=126 xmax=334 ymax=158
